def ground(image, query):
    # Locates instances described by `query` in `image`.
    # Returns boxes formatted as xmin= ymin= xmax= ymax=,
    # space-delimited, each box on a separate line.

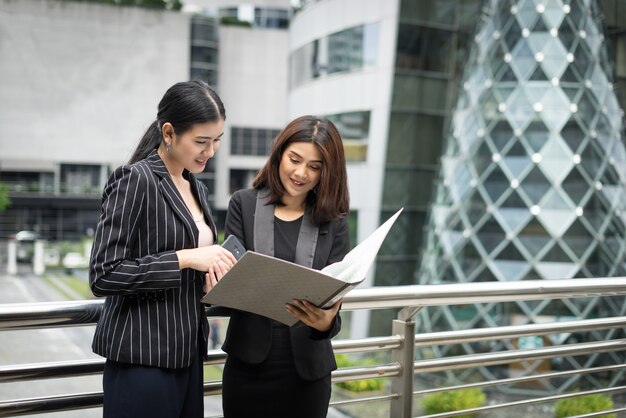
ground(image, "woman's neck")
xmin=157 ymin=146 xmax=184 ymax=181
xmin=275 ymin=194 xmax=306 ymax=221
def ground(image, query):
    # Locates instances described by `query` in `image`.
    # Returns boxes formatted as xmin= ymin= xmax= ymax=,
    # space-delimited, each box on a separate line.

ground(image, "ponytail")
xmin=128 ymin=121 xmax=161 ymax=164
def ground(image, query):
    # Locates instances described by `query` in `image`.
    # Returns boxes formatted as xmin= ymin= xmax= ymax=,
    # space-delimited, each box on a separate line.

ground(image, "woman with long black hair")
xmin=90 ymin=80 xmax=237 ymax=418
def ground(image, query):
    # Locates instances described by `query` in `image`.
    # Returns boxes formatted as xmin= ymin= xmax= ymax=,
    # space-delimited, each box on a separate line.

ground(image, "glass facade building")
xmin=369 ymin=0 xmax=484 ymax=331
xmin=289 ymin=23 xmax=379 ymax=89
xmin=417 ymin=0 xmax=626 ymax=392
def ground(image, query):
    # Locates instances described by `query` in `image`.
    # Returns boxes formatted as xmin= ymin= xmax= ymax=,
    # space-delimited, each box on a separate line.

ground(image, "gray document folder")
xmin=201 ymin=208 xmax=403 ymax=326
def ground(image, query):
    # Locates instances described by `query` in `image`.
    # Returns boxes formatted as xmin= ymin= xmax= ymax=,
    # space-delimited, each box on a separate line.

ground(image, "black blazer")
xmin=90 ymin=150 xmax=216 ymax=369
xmin=222 ymin=188 xmax=350 ymax=381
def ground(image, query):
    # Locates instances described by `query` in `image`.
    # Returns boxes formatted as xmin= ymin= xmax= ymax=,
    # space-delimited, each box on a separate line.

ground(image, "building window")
xmin=254 ymin=7 xmax=290 ymax=29
xmin=229 ymin=169 xmax=258 ymax=194
xmin=396 ymin=24 xmax=454 ymax=73
xmin=190 ymin=15 xmax=219 ymax=87
xmin=230 ymin=127 xmax=280 ymax=156
xmin=325 ymin=111 xmax=370 ymax=162
xmin=219 ymin=6 xmax=290 ymax=29
xmin=60 ymin=164 xmax=100 ymax=194
xmin=289 ymin=23 xmax=379 ymax=89
xmin=0 ymin=171 xmax=54 ymax=193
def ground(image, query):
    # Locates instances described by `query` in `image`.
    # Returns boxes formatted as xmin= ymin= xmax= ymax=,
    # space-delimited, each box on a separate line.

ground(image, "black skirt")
xmin=222 ymin=325 xmax=331 ymax=418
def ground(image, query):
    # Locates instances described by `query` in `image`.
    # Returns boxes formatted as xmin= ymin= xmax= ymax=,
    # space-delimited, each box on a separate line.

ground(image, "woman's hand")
xmin=204 ymin=260 xmax=229 ymax=293
xmin=285 ymin=299 xmax=341 ymax=332
xmin=177 ymin=245 xmax=237 ymax=273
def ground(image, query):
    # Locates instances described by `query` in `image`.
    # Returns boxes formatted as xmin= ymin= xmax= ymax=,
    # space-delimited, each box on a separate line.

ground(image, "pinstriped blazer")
xmin=89 ymin=150 xmax=216 ymax=369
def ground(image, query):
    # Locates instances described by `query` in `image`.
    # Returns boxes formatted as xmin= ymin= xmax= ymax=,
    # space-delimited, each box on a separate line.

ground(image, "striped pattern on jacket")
xmin=89 ymin=150 xmax=216 ymax=369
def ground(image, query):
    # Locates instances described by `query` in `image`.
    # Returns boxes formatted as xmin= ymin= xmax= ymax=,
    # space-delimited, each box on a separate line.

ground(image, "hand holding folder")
xmin=201 ymin=208 xmax=403 ymax=326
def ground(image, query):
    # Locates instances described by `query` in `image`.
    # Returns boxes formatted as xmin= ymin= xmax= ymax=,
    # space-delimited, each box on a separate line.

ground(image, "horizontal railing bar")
xmin=0 ymin=300 xmax=104 ymax=330
xmin=414 ymin=339 xmax=626 ymax=373
xmin=575 ymin=407 xmax=626 ymax=417
xmin=342 ymin=277 xmax=626 ymax=310
xmin=0 ymin=381 xmax=226 ymax=418
xmin=413 ymin=385 xmax=626 ymax=418
xmin=0 ymin=359 xmax=104 ymax=383
xmin=331 ymin=363 xmax=400 ymax=382
xmin=0 ymin=392 xmax=102 ymax=418
xmin=413 ymin=364 xmax=626 ymax=396
xmin=414 ymin=316 xmax=626 ymax=346
xmin=4 ymin=278 xmax=626 ymax=329
xmin=0 ymin=350 xmax=227 ymax=383
xmin=332 ymin=335 xmax=403 ymax=353
xmin=329 ymin=393 xmax=398 ymax=407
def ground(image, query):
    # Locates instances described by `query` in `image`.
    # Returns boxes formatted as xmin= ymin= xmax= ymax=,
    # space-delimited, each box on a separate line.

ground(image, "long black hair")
xmin=128 ymin=80 xmax=226 ymax=164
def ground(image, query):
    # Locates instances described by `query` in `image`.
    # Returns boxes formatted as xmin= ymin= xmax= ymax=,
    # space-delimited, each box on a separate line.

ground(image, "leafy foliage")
xmin=334 ymin=354 xmax=386 ymax=392
xmin=59 ymin=0 xmax=182 ymax=11
xmin=0 ymin=182 xmax=10 ymax=212
xmin=219 ymin=16 xmax=253 ymax=27
xmin=554 ymin=394 xmax=615 ymax=418
xmin=421 ymin=388 xmax=486 ymax=418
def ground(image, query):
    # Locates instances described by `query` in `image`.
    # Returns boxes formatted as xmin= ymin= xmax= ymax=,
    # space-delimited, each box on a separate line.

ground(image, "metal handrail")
xmin=3 ymin=278 xmax=626 ymax=417
xmin=4 ymin=315 xmax=625 ymax=383
xmin=3 ymin=277 xmax=626 ymax=330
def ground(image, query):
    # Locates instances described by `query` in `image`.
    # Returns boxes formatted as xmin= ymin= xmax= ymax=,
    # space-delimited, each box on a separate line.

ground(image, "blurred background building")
xmin=417 ymin=0 xmax=626 ymax=393
xmin=2 ymin=1 xmax=626 ymax=355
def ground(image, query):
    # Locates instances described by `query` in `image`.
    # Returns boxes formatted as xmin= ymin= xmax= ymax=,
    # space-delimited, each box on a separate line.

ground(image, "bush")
xmin=421 ymin=388 xmax=486 ymax=418
xmin=220 ymin=16 xmax=252 ymax=27
xmin=334 ymin=354 xmax=386 ymax=392
xmin=554 ymin=393 xmax=615 ymax=418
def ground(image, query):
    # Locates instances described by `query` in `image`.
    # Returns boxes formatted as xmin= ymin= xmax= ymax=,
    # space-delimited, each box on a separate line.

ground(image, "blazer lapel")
xmin=253 ymin=189 xmax=318 ymax=268
xmin=294 ymin=209 xmax=318 ymax=268
xmin=146 ymin=150 xmax=198 ymax=245
xmin=254 ymin=190 xmax=275 ymax=257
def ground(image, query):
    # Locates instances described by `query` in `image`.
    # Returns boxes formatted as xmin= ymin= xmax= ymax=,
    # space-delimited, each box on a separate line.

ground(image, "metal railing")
xmin=2 ymin=277 xmax=626 ymax=417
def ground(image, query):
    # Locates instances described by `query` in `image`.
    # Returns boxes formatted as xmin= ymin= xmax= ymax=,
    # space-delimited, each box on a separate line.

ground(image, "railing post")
xmin=390 ymin=318 xmax=415 ymax=418
xmin=33 ymin=239 xmax=45 ymax=275
xmin=7 ymin=239 xmax=17 ymax=275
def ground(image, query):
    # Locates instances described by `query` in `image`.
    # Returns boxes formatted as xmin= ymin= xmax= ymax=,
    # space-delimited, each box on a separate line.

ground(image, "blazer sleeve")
xmin=89 ymin=165 xmax=181 ymax=297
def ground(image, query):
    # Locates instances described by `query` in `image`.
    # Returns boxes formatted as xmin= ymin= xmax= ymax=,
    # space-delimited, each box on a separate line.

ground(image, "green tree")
xmin=0 ymin=182 xmax=10 ymax=212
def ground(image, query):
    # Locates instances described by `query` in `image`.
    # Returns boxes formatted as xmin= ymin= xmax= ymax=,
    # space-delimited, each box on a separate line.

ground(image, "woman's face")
xmin=278 ymin=141 xmax=323 ymax=204
xmin=168 ymin=120 xmax=224 ymax=174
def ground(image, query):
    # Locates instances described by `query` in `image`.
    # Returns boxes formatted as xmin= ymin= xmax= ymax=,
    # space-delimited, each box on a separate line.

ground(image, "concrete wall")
xmin=0 ymin=0 xmax=190 ymax=169
xmin=213 ymin=24 xmax=289 ymax=209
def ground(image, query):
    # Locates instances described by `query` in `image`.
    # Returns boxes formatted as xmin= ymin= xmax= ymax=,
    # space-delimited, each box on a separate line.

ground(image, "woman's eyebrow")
xmin=197 ymin=132 xmax=224 ymax=140
xmin=289 ymin=150 xmax=323 ymax=163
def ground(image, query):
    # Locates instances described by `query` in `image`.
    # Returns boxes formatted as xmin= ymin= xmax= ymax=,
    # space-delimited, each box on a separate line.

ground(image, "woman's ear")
xmin=162 ymin=122 xmax=176 ymax=141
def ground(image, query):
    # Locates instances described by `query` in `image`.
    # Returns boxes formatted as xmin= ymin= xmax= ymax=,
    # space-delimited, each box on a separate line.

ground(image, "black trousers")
xmin=222 ymin=326 xmax=331 ymax=418
xmin=102 ymin=351 xmax=203 ymax=418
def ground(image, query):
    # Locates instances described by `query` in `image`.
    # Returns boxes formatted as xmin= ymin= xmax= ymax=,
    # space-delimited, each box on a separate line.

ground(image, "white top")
xmin=196 ymin=218 xmax=214 ymax=247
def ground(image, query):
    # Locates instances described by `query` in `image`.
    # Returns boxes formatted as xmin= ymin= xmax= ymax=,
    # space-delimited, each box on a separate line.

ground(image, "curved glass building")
xmin=418 ymin=0 xmax=626 ymax=392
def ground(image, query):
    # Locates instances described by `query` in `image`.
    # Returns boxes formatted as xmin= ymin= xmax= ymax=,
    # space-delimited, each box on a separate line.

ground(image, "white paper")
xmin=321 ymin=208 xmax=404 ymax=283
